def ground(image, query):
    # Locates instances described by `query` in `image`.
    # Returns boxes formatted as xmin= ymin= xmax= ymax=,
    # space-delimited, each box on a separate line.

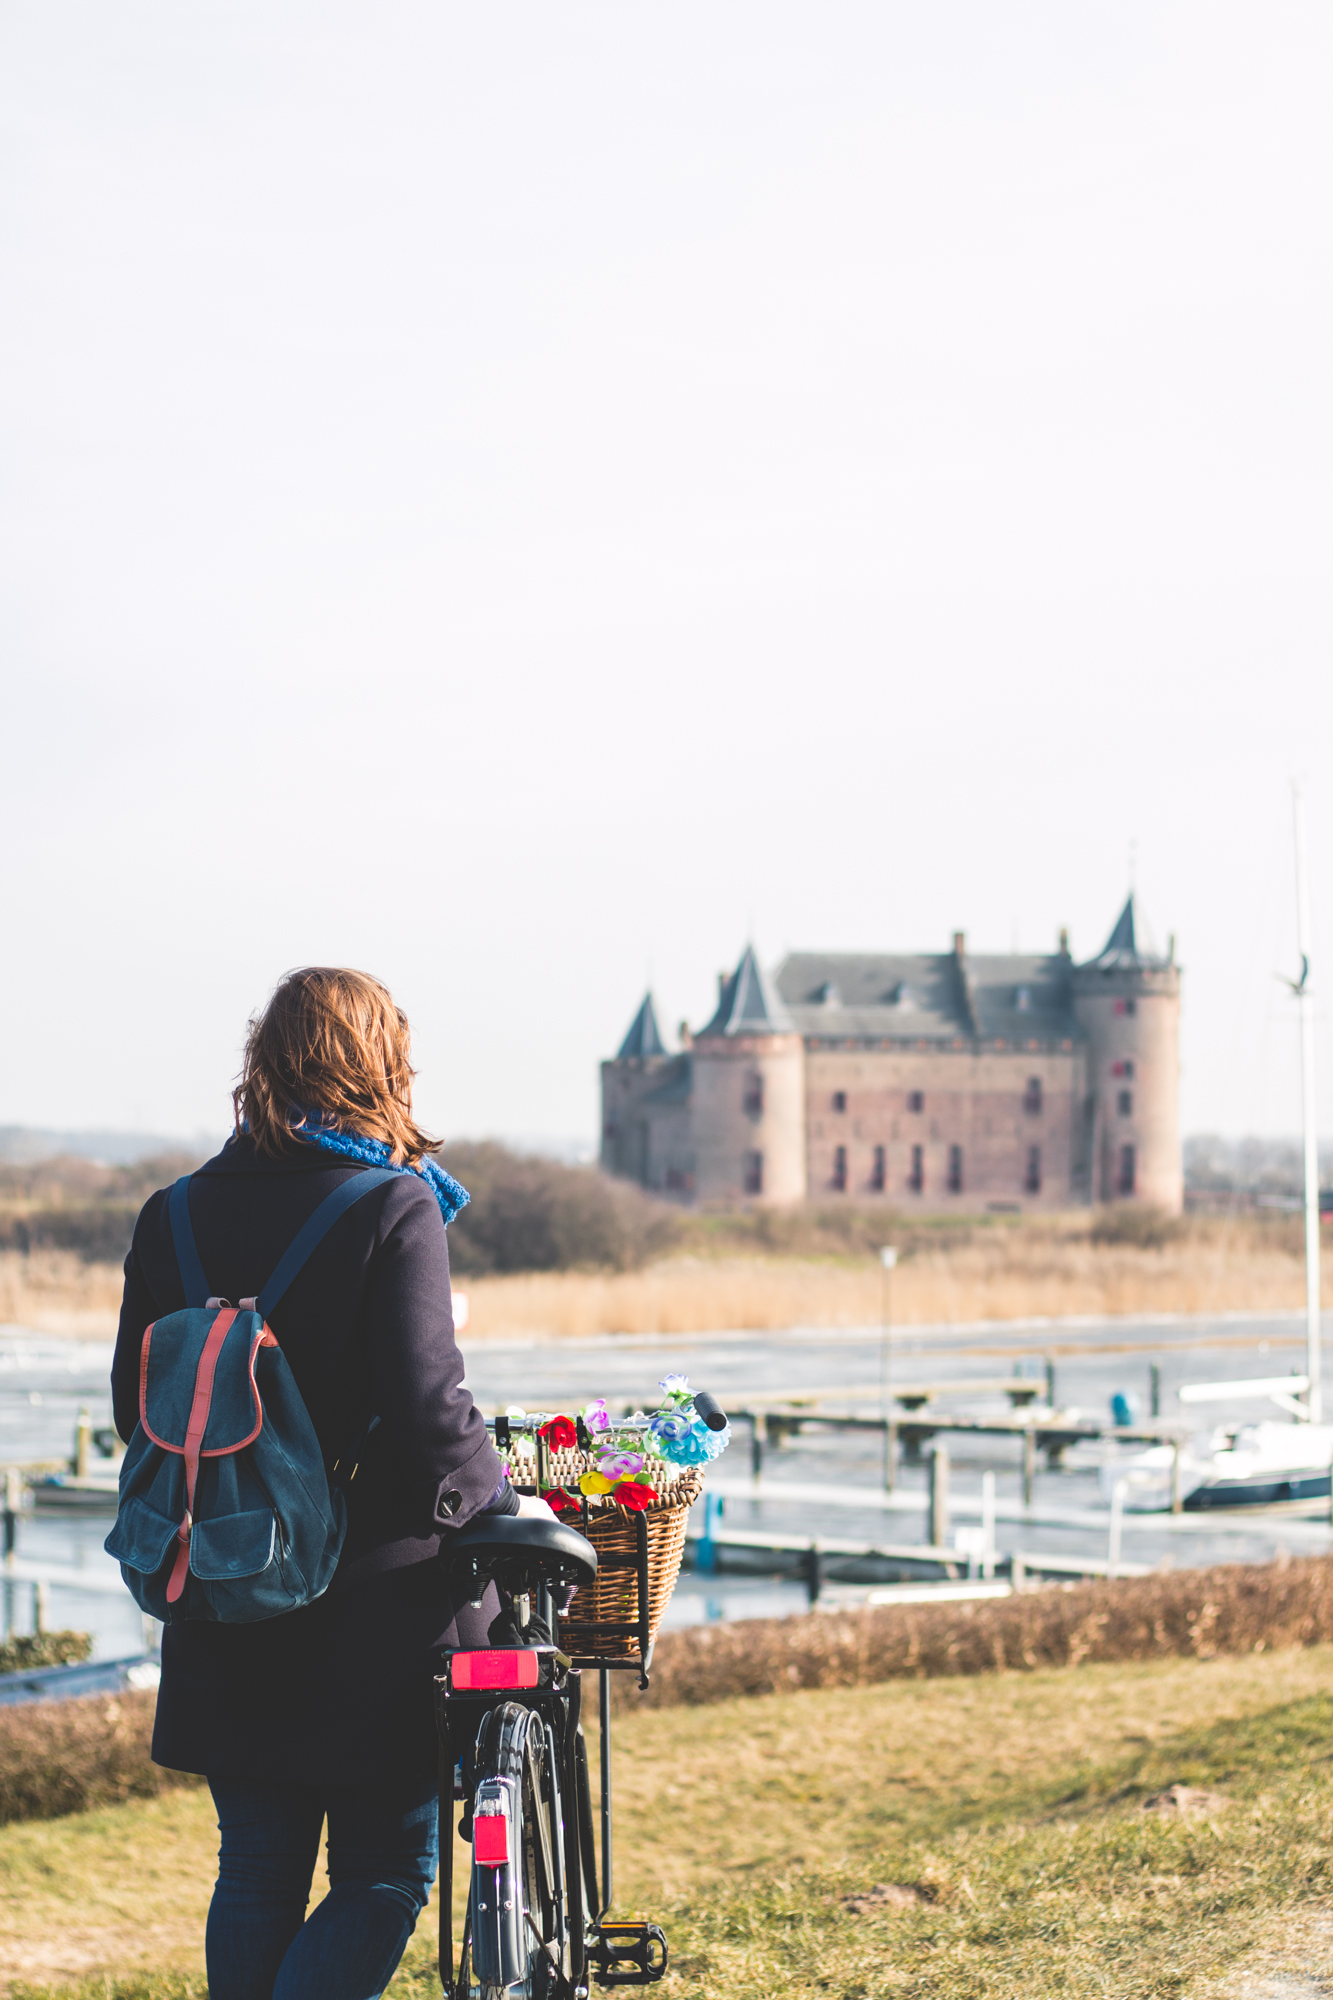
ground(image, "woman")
xmin=112 ymin=967 xmax=543 ymax=2000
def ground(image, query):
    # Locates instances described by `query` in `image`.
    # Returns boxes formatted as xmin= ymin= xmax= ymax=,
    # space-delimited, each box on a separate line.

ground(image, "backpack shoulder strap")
xmin=255 ymin=1167 xmax=399 ymax=1320
xmin=168 ymin=1176 xmax=211 ymax=1308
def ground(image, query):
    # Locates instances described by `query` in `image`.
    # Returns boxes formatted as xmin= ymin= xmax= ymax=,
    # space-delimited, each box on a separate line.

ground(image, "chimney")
xmin=678 ymin=1021 xmax=693 ymax=1049
xmin=952 ymin=931 xmax=966 ymax=957
xmin=717 ymin=972 xmax=727 ymax=999
xmin=1058 ymin=926 xmax=1070 ymax=957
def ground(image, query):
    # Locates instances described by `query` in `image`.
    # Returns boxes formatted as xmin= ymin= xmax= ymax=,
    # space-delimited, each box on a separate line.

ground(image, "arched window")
xmin=1023 ymin=1077 xmax=1042 ymax=1116
xmin=832 ymin=1145 xmax=848 ymax=1192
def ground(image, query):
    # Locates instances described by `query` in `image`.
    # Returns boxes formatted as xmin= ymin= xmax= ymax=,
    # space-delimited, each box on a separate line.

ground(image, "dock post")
xmin=1011 ymin=1552 xmax=1026 ymax=1592
xmin=75 ymin=1406 xmax=91 ymax=1480
xmin=1149 ymin=1364 xmax=1161 ymax=1420
xmin=804 ymin=1541 xmax=822 ymax=1608
xmin=928 ymin=1442 xmax=950 ymax=1552
xmin=883 ymin=1418 xmax=898 ymax=1493
xmin=1044 ymin=1355 xmax=1056 ymax=1408
xmin=981 ymin=1470 xmax=996 ymax=1579
xmin=750 ymin=1414 xmax=765 ymax=1482
xmin=1107 ymin=1478 xmax=1125 ymax=1580
xmin=1022 ymin=1426 xmax=1036 ymax=1509
xmin=1170 ymin=1437 xmax=1183 ymax=1515
xmin=33 ymin=1578 xmax=48 ymax=1635
xmin=3 ymin=1467 xmax=19 ymax=1643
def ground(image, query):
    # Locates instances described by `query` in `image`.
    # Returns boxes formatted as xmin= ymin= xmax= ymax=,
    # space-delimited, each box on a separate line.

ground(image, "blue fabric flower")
xmin=287 ymin=1107 xmax=470 ymax=1227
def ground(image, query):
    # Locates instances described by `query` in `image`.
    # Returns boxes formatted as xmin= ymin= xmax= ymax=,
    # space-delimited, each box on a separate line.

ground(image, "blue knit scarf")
xmin=288 ymin=1110 xmax=470 ymax=1226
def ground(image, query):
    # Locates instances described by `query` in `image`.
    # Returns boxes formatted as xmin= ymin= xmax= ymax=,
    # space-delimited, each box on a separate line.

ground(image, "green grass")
xmin=9 ymin=1650 xmax=1333 ymax=1997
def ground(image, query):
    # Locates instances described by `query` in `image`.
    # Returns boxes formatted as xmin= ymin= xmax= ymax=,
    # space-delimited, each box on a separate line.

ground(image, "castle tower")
xmin=600 ymin=992 xmax=669 ymax=1185
xmin=1071 ymin=897 xmax=1182 ymax=1212
xmin=691 ymin=946 xmax=806 ymax=1206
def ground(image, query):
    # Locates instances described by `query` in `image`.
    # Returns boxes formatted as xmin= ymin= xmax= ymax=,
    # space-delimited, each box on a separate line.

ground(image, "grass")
xmin=8 ymin=1645 xmax=1333 ymax=1997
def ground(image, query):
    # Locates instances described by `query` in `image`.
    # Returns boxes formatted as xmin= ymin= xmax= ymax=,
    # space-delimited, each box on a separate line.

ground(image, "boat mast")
xmin=1293 ymin=782 xmax=1322 ymax=1423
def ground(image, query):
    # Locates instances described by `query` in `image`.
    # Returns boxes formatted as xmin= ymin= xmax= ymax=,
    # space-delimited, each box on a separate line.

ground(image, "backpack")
xmin=105 ymin=1166 xmax=396 ymax=1624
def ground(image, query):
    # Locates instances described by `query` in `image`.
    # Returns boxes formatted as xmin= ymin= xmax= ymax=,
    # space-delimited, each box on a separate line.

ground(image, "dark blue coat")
xmin=112 ymin=1134 xmax=504 ymax=1786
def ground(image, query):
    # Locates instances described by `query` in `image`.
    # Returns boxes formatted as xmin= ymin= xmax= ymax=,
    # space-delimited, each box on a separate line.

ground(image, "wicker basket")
xmin=557 ymin=1468 xmax=703 ymax=1659
xmin=500 ymin=1441 xmax=703 ymax=1660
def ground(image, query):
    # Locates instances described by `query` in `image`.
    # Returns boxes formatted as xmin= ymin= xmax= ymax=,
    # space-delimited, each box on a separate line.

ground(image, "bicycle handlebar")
xmin=691 ymin=1389 xmax=728 ymax=1431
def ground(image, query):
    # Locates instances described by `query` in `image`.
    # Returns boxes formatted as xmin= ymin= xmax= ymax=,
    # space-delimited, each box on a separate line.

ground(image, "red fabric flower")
xmin=613 ymin=1480 xmax=654 ymax=1511
xmin=538 ymin=1415 xmax=578 ymax=1451
xmin=545 ymin=1487 xmax=581 ymax=1515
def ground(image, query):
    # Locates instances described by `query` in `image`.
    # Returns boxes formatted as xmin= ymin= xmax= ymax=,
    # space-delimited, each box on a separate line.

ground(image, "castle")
xmin=600 ymin=897 xmax=1182 ymax=1213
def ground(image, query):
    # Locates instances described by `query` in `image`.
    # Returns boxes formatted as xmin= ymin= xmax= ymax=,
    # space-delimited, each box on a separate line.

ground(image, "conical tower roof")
xmin=1082 ymin=894 xmax=1170 ymax=971
xmin=698 ymin=945 xmax=793 ymax=1037
xmin=616 ymin=992 xmax=666 ymax=1060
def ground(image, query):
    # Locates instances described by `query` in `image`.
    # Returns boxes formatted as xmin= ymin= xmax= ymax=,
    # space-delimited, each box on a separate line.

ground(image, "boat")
xmin=1103 ymin=1422 xmax=1333 ymax=1515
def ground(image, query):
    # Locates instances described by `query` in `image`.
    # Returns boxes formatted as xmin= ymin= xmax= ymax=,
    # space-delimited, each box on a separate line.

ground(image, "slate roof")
xmin=775 ymin=950 xmax=1079 ymax=1044
xmin=616 ymin=992 xmax=667 ymax=1060
xmin=697 ymin=945 xmax=794 ymax=1037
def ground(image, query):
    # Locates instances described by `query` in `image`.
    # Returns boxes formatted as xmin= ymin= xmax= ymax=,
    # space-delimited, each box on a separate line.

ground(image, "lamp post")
xmin=879 ymin=1246 xmax=898 ymax=1490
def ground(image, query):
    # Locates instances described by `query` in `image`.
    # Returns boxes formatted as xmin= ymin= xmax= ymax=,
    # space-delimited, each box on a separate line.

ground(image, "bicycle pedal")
xmin=588 ymin=1920 xmax=668 ymax=1987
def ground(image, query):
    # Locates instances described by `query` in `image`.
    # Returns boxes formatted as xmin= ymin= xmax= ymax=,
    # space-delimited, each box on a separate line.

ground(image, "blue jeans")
xmin=206 ymin=1776 xmax=438 ymax=2000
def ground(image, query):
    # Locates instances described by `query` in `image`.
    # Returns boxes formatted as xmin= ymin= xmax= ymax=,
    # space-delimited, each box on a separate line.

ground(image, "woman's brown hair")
xmin=233 ymin=968 xmax=437 ymax=1167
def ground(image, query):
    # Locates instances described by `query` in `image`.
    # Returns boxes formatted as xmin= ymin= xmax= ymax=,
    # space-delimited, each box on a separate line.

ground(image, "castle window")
xmin=1015 ymin=986 xmax=1031 ymax=1012
xmin=832 ymin=1145 xmax=848 ymax=1192
xmin=1117 ymin=1089 xmax=1133 ymax=1117
xmin=909 ymin=1144 xmax=924 ymax=1193
xmin=947 ymin=1145 xmax=963 ymax=1193
xmin=1118 ymin=1144 xmax=1136 ymax=1196
xmin=1024 ymin=1144 xmax=1042 ymax=1194
xmin=908 ymin=1091 xmax=925 ymax=1114
xmin=1023 ymin=1077 xmax=1042 ymax=1116
xmin=871 ymin=1144 xmax=886 ymax=1192
xmin=1112 ymin=1059 xmax=1135 ymax=1079
xmin=1114 ymin=998 xmax=1138 ymax=1018
xmin=832 ymin=1091 xmax=847 ymax=1113
xmin=743 ymin=1074 xmax=764 ymax=1117
xmin=743 ymin=1150 xmax=764 ymax=1196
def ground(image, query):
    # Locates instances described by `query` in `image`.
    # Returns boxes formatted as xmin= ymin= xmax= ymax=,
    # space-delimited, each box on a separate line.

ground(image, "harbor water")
xmin=3 ymin=1309 xmax=1330 ymax=1657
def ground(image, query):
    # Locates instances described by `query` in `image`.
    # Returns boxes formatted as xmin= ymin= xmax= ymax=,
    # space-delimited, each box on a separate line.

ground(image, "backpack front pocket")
xmin=189 ymin=1509 xmax=277 ymax=1581
xmin=105 ymin=1495 xmax=179 ymax=1576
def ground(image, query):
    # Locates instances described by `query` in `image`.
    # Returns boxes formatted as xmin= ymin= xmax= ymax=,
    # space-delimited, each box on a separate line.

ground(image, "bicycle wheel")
xmin=470 ymin=1701 xmax=568 ymax=2000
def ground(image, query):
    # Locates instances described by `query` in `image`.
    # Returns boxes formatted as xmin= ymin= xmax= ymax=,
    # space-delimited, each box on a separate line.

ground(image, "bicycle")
xmin=435 ymin=1399 xmax=726 ymax=1998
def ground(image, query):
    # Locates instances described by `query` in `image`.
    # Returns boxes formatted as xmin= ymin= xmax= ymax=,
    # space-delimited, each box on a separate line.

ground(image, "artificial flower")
xmin=505 ymin=1405 xmax=527 ymax=1420
xmin=597 ymin=1449 xmax=644 ymax=1478
xmin=538 ymin=1415 xmax=578 ymax=1451
xmin=578 ymin=1470 xmax=615 ymax=1496
xmin=658 ymin=1373 xmax=690 ymax=1396
xmin=545 ymin=1487 xmax=582 ymax=1515
xmin=581 ymin=1398 xmax=612 ymax=1433
xmin=613 ymin=1480 xmax=655 ymax=1511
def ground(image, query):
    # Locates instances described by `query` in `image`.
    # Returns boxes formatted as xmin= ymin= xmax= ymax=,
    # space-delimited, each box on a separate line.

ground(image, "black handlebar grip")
xmin=692 ymin=1389 xmax=728 ymax=1431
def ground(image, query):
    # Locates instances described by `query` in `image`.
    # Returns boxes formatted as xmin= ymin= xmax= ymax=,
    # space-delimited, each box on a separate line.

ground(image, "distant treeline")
xmin=0 ymin=1142 xmax=1309 ymax=1274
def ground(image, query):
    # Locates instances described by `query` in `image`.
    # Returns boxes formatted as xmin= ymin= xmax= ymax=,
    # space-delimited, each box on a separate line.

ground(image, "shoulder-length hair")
xmin=233 ymin=967 xmax=437 ymax=1167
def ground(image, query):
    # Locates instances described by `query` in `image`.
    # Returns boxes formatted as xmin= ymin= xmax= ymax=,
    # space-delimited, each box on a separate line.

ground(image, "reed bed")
xmin=0 ymin=1691 xmax=198 ymax=1827
xmin=0 ymin=1213 xmax=1308 ymax=1339
xmin=463 ymin=1229 xmax=1306 ymax=1338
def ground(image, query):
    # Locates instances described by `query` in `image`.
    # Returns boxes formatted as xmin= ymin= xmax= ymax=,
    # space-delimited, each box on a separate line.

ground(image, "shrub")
xmin=0 ymin=1630 xmax=92 ymax=1674
xmin=1089 ymin=1204 xmax=1187 ymax=1250
xmin=439 ymin=1143 xmax=682 ymax=1274
xmin=0 ymin=1690 xmax=201 ymax=1825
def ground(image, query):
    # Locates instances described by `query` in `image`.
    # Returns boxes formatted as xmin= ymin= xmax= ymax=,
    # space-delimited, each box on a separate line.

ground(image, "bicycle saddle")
xmin=448 ymin=1511 xmax=598 ymax=1588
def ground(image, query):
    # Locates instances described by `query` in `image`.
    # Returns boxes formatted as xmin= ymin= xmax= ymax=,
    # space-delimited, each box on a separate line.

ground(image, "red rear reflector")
xmin=474 ymin=1814 xmax=509 ymax=1866
xmin=451 ymin=1649 xmax=540 ymax=1691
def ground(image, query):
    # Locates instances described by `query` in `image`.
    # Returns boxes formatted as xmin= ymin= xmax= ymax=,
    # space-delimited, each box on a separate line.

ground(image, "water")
xmin=4 ymin=1311 xmax=1328 ymax=1658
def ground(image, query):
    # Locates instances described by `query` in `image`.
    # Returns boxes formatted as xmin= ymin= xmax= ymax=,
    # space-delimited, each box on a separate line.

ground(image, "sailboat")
xmin=1104 ymin=788 xmax=1329 ymax=1515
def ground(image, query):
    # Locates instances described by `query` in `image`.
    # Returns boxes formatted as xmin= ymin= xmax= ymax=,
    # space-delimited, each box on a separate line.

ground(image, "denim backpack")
xmin=106 ymin=1167 xmax=395 ymax=1624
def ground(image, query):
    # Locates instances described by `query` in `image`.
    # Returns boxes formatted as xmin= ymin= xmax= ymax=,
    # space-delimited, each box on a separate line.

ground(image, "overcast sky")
xmin=1 ymin=3 xmax=1329 ymax=1151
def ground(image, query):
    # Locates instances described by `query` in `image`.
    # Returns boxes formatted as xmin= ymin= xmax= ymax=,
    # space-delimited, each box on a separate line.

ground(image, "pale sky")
xmin=1 ymin=3 xmax=1330 ymax=1150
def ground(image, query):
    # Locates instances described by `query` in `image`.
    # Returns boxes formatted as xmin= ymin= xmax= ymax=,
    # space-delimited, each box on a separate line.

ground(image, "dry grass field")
xmin=7 ymin=1646 xmax=1333 ymax=1998
xmin=0 ymin=1213 xmax=1311 ymax=1341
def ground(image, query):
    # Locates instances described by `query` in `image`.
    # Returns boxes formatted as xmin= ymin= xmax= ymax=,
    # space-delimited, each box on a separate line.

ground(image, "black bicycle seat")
xmin=448 ymin=1511 xmax=598 ymax=1587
